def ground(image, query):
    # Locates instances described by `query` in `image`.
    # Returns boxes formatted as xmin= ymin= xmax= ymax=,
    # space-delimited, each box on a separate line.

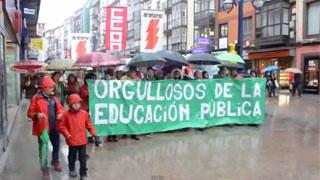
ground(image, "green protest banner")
xmin=88 ymin=78 xmax=266 ymax=136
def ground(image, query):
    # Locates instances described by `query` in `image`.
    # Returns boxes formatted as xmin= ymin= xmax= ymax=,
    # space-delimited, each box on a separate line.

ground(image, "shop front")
xmin=248 ymin=48 xmax=295 ymax=88
xmin=302 ymin=56 xmax=319 ymax=94
xmin=296 ymin=43 xmax=320 ymax=94
xmin=296 ymin=44 xmax=320 ymax=94
xmin=0 ymin=0 xmax=21 ymax=166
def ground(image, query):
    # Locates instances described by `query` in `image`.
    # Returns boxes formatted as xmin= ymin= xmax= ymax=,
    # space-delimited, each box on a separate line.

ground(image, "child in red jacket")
xmin=58 ymin=94 xmax=97 ymax=179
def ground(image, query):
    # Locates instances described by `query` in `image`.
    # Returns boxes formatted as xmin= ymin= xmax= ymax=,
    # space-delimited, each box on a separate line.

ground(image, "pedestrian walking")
xmin=250 ymin=70 xmax=258 ymax=78
xmin=194 ymin=70 xmax=203 ymax=80
xmin=52 ymin=72 xmax=65 ymax=105
xmin=292 ymin=73 xmax=302 ymax=97
xmin=27 ymin=76 xmax=64 ymax=180
xmin=104 ymin=68 xmax=115 ymax=80
xmin=121 ymin=66 xmax=140 ymax=140
xmin=79 ymin=73 xmax=102 ymax=145
xmin=266 ymin=72 xmax=276 ymax=97
xmin=22 ymin=73 xmax=40 ymax=99
xmin=146 ymin=67 xmax=156 ymax=80
xmin=202 ymin=71 xmax=209 ymax=79
xmin=155 ymin=70 xmax=165 ymax=80
xmin=66 ymin=74 xmax=80 ymax=96
xmin=58 ymin=94 xmax=97 ymax=180
xmin=172 ymin=69 xmax=182 ymax=80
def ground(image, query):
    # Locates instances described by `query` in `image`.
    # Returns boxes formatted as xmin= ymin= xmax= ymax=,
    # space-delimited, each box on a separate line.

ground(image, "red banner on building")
xmin=105 ymin=6 xmax=127 ymax=51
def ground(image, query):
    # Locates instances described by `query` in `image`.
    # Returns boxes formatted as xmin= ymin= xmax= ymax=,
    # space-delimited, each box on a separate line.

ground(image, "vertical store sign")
xmin=105 ymin=6 xmax=127 ymax=51
xmin=140 ymin=10 xmax=164 ymax=52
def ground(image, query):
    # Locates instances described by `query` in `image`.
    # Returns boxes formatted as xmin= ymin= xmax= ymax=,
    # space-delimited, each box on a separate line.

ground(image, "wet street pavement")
xmin=0 ymin=93 xmax=319 ymax=180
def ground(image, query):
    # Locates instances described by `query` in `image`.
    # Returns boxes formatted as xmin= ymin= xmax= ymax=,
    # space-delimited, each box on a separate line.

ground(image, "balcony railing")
xmin=163 ymin=23 xmax=172 ymax=35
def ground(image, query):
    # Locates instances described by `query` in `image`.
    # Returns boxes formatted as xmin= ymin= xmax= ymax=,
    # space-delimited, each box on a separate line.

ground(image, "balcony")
xmin=164 ymin=23 xmax=172 ymax=35
xmin=255 ymin=0 xmax=290 ymax=48
xmin=194 ymin=10 xmax=215 ymax=28
xmin=255 ymin=31 xmax=290 ymax=47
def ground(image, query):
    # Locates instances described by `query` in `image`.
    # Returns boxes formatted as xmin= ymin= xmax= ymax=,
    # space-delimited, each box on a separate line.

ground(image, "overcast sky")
xmin=38 ymin=0 xmax=87 ymax=31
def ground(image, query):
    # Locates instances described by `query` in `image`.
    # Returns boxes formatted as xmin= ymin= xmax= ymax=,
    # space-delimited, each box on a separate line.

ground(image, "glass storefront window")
xmin=0 ymin=34 xmax=6 ymax=136
xmin=307 ymin=1 xmax=320 ymax=35
xmin=5 ymin=47 xmax=18 ymax=106
xmin=304 ymin=57 xmax=319 ymax=94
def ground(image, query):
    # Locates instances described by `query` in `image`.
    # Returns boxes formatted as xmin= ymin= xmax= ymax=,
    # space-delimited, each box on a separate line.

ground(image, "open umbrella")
xmin=10 ymin=60 xmax=47 ymax=73
xmin=46 ymin=59 xmax=77 ymax=70
xmin=214 ymin=52 xmax=245 ymax=64
xmin=155 ymin=50 xmax=188 ymax=66
xmin=262 ymin=65 xmax=280 ymax=73
xmin=284 ymin=68 xmax=302 ymax=74
xmin=219 ymin=61 xmax=243 ymax=69
xmin=128 ymin=52 xmax=166 ymax=67
xmin=73 ymin=52 xmax=125 ymax=68
xmin=186 ymin=53 xmax=221 ymax=65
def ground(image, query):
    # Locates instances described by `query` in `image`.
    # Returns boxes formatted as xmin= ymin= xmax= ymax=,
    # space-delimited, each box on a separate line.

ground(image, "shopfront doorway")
xmin=303 ymin=55 xmax=320 ymax=94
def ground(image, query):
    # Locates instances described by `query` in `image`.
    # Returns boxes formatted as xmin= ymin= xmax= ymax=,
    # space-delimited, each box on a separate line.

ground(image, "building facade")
xmin=44 ymin=26 xmax=64 ymax=59
xmin=0 ymin=0 xmax=41 ymax=172
xmin=193 ymin=0 xmax=215 ymax=53
xmin=215 ymin=0 xmax=256 ymax=53
xmin=248 ymin=0 xmax=295 ymax=73
xmin=295 ymin=0 xmax=320 ymax=94
xmin=164 ymin=0 xmax=194 ymax=52
xmin=90 ymin=0 xmax=101 ymax=51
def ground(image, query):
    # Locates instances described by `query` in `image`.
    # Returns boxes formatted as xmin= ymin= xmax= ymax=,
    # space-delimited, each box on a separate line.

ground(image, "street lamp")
xmin=222 ymin=0 xmax=265 ymax=12
xmin=252 ymin=0 xmax=266 ymax=9
xmin=222 ymin=0 xmax=234 ymax=13
xmin=222 ymin=0 xmax=266 ymax=57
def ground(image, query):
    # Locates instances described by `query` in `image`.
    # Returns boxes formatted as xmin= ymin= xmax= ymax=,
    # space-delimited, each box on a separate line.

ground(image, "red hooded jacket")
xmin=58 ymin=109 xmax=96 ymax=146
xmin=27 ymin=94 xmax=64 ymax=136
xmin=28 ymin=76 xmax=64 ymax=136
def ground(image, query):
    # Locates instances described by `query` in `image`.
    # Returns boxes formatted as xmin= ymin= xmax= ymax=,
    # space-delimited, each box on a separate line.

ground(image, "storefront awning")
xmin=248 ymin=48 xmax=295 ymax=60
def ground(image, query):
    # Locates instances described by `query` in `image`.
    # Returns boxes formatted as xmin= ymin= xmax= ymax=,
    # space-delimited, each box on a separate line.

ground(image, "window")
xmin=219 ymin=23 xmax=228 ymax=38
xmin=256 ymin=14 xmax=261 ymax=28
xmin=307 ymin=1 xmax=320 ymax=35
xmin=244 ymin=17 xmax=253 ymax=40
xmin=157 ymin=1 xmax=160 ymax=9
xmin=256 ymin=3 xmax=289 ymax=38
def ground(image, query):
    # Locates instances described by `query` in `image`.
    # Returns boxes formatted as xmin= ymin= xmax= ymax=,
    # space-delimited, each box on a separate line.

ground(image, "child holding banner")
xmin=58 ymin=94 xmax=97 ymax=179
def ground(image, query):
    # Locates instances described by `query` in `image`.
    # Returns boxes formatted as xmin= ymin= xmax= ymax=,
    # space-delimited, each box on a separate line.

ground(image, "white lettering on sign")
xmin=110 ymin=31 xmax=122 ymax=50
xmin=106 ymin=7 xmax=127 ymax=50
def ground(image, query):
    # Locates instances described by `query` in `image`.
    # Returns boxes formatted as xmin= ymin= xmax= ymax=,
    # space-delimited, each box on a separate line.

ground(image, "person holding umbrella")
xmin=27 ymin=76 xmax=65 ymax=180
xmin=52 ymin=72 xmax=65 ymax=105
xmin=172 ymin=69 xmax=182 ymax=80
xmin=120 ymin=66 xmax=140 ymax=140
xmin=194 ymin=70 xmax=203 ymax=80
xmin=250 ymin=70 xmax=258 ymax=78
xmin=22 ymin=73 xmax=40 ymax=99
xmin=146 ymin=67 xmax=156 ymax=80
xmin=80 ymin=73 xmax=101 ymax=145
xmin=104 ymin=68 xmax=115 ymax=80
xmin=202 ymin=71 xmax=209 ymax=79
xmin=66 ymin=74 xmax=80 ymax=96
xmin=266 ymin=72 xmax=277 ymax=97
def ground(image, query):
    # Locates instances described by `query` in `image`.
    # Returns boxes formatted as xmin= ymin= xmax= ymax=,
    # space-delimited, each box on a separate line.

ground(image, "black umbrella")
xmin=155 ymin=50 xmax=188 ymax=66
xmin=186 ymin=53 xmax=221 ymax=65
xmin=128 ymin=52 xmax=166 ymax=67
